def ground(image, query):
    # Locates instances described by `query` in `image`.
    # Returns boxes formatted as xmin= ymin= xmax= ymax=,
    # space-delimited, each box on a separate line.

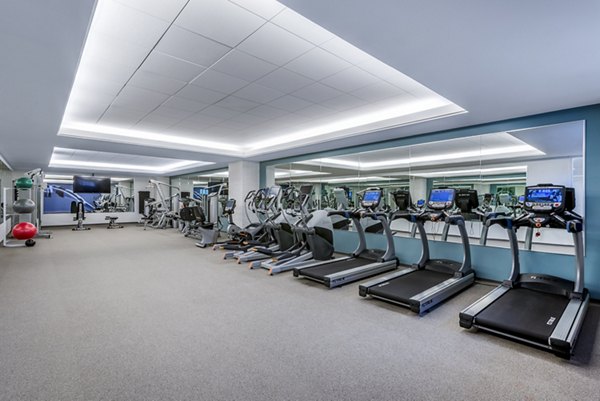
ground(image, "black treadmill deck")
xmin=368 ymin=269 xmax=453 ymax=304
xmin=301 ymin=257 xmax=372 ymax=281
xmin=475 ymin=287 xmax=570 ymax=345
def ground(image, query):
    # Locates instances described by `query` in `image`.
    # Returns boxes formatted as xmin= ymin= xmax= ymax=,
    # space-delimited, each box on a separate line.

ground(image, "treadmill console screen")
xmin=361 ymin=190 xmax=382 ymax=209
xmin=524 ymin=186 xmax=564 ymax=213
xmin=428 ymin=188 xmax=455 ymax=210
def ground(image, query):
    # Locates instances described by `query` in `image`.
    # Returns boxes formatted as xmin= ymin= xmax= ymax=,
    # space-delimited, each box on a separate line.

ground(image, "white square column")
xmin=228 ymin=161 xmax=260 ymax=227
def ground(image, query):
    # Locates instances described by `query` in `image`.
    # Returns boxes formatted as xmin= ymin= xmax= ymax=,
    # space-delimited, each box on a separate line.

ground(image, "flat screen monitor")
xmin=73 ymin=176 xmax=111 ymax=193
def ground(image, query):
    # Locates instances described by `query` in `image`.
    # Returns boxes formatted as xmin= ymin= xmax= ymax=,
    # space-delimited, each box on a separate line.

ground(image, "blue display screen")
xmin=527 ymin=188 xmax=562 ymax=203
xmin=429 ymin=189 xmax=454 ymax=202
xmin=363 ymin=191 xmax=381 ymax=203
xmin=518 ymin=195 xmax=525 ymax=202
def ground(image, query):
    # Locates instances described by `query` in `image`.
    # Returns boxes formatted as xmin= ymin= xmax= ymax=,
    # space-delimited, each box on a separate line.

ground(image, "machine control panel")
xmin=524 ymin=186 xmax=565 ymax=213
xmin=427 ymin=188 xmax=456 ymax=210
xmin=361 ymin=188 xmax=383 ymax=210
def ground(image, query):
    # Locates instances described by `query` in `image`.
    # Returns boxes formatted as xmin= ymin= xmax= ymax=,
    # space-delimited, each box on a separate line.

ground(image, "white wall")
xmin=228 ymin=161 xmax=259 ymax=227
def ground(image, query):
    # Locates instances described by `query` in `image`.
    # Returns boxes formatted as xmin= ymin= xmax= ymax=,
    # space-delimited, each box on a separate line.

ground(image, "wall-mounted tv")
xmin=73 ymin=176 xmax=111 ymax=193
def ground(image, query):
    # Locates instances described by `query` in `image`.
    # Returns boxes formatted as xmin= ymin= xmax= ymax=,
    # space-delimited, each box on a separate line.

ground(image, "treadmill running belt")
xmin=301 ymin=258 xmax=371 ymax=280
xmin=475 ymin=288 xmax=570 ymax=344
xmin=368 ymin=269 xmax=453 ymax=304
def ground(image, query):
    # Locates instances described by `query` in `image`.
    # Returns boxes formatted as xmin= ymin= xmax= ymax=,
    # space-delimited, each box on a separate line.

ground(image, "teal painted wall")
xmin=261 ymin=104 xmax=600 ymax=298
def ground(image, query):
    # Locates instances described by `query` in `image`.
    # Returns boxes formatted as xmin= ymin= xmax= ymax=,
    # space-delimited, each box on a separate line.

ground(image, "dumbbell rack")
xmin=2 ymin=187 xmax=33 ymax=248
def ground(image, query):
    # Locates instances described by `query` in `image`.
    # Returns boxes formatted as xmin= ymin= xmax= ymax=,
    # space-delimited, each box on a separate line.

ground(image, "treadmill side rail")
xmin=324 ymin=260 xmax=399 ymax=288
xmin=411 ymin=273 xmax=475 ymax=314
xmin=459 ymin=285 xmax=510 ymax=328
xmin=549 ymin=294 xmax=590 ymax=358
xmin=358 ymin=266 xmax=417 ymax=297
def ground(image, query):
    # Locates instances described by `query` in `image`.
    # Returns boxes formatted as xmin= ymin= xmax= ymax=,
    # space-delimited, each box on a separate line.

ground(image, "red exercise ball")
xmin=12 ymin=222 xmax=37 ymax=240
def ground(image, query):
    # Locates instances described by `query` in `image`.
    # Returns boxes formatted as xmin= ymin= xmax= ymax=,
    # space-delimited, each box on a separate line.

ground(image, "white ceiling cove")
xmin=59 ymin=0 xmax=463 ymax=159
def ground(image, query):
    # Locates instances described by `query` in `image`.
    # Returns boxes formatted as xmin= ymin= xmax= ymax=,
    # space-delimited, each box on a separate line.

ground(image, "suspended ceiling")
xmin=0 ymin=0 xmax=598 ymax=175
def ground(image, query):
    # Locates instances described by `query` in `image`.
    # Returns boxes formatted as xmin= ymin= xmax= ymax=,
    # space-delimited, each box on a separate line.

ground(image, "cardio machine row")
xmin=204 ymin=184 xmax=588 ymax=360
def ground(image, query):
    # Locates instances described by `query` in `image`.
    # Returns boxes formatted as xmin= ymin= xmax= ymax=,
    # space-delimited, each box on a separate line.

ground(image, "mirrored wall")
xmin=273 ymin=120 xmax=584 ymax=255
xmin=43 ymin=175 xmax=135 ymax=214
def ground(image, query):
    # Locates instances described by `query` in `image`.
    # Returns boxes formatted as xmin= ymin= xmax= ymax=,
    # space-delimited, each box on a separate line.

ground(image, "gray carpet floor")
xmin=0 ymin=226 xmax=598 ymax=401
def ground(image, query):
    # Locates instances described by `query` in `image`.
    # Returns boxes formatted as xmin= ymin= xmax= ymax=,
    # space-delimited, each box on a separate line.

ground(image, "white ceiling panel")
xmin=351 ymin=82 xmax=410 ymax=102
xmin=292 ymin=82 xmax=343 ymax=103
xmin=163 ymin=96 xmax=208 ymax=113
xmin=152 ymin=105 xmax=196 ymax=120
xmin=271 ymin=8 xmax=334 ymax=45
xmin=114 ymin=0 xmax=188 ymax=22
xmin=141 ymin=51 xmax=206 ymax=81
xmin=212 ymin=49 xmax=278 ymax=82
xmin=184 ymin=112 xmax=225 ymax=126
xmin=198 ymin=105 xmax=240 ymax=120
xmin=99 ymin=106 xmax=148 ymax=127
xmin=320 ymin=66 xmax=379 ymax=92
xmin=229 ymin=0 xmax=285 ymax=19
xmin=237 ymin=22 xmax=314 ymax=65
xmin=191 ymin=69 xmax=249 ymax=94
xmin=134 ymin=113 xmax=182 ymax=130
xmin=215 ymin=96 xmax=260 ymax=112
xmin=246 ymin=104 xmax=290 ymax=119
xmin=156 ymin=25 xmax=231 ymax=67
xmin=234 ymin=83 xmax=285 ymax=104
xmin=254 ymin=68 xmax=313 ymax=93
xmin=175 ymin=0 xmax=265 ymax=47
xmin=215 ymin=119 xmax=249 ymax=130
xmin=293 ymin=103 xmax=333 ymax=118
xmin=177 ymin=84 xmax=227 ymax=104
xmin=319 ymin=94 xmax=367 ymax=111
xmin=112 ymin=85 xmax=171 ymax=113
xmin=129 ymin=69 xmax=187 ymax=95
xmin=267 ymin=94 xmax=312 ymax=112
xmin=94 ymin=0 xmax=169 ymax=48
xmin=228 ymin=112 xmax=269 ymax=125
xmin=284 ymin=47 xmax=351 ymax=81
xmin=319 ymin=36 xmax=372 ymax=65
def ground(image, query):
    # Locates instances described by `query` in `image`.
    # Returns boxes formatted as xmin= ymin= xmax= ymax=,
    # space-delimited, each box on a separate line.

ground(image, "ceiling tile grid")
xmin=59 ymin=0 xmax=462 ymax=169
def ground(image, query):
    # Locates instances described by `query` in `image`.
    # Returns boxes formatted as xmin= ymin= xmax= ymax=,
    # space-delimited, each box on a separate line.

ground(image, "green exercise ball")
xmin=15 ymin=177 xmax=33 ymax=189
xmin=13 ymin=198 xmax=36 ymax=213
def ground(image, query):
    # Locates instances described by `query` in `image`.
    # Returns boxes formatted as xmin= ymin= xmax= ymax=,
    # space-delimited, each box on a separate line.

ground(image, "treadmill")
xmin=293 ymin=188 xmax=398 ymax=288
xmin=359 ymin=188 xmax=476 ymax=314
xmin=460 ymin=184 xmax=589 ymax=359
